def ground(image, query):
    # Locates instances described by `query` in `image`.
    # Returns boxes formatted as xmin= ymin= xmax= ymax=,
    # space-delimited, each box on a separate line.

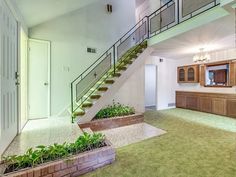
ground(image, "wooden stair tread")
xmin=98 ymin=87 xmax=108 ymax=91
xmin=117 ymin=66 xmax=127 ymax=71
xmin=90 ymin=94 xmax=101 ymax=99
xmin=112 ymin=73 xmax=121 ymax=77
xmin=82 ymin=102 xmax=93 ymax=108
xmin=73 ymin=111 xmax=85 ymax=116
xmin=105 ymin=79 xmax=115 ymax=84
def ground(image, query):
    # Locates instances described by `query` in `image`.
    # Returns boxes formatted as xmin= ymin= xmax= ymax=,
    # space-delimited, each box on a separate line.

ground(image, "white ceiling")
xmin=151 ymin=9 xmax=235 ymax=60
xmin=13 ymin=0 xmax=99 ymax=27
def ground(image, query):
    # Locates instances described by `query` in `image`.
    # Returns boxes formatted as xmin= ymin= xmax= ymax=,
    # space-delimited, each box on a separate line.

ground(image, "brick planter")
xmin=0 ymin=140 xmax=115 ymax=177
xmin=79 ymin=113 xmax=144 ymax=131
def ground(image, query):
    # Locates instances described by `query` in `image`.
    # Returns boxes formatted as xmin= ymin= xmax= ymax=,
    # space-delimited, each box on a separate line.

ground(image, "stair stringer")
xmin=76 ymin=47 xmax=153 ymax=124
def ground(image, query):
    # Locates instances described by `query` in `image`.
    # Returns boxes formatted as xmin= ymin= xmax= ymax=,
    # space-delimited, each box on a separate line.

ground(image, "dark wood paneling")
xmin=199 ymin=97 xmax=212 ymax=113
xmin=213 ymin=69 xmax=227 ymax=84
xmin=186 ymin=96 xmax=199 ymax=110
xmin=212 ymin=98 xmax=227 ymax=116
xmin=227 ymin=100 xmax=236 ymax=118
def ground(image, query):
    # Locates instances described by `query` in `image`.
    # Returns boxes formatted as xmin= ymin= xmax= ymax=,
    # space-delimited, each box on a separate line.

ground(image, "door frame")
xmin=28 ymin=38 xmax=51 ymax=118
xmin=144 ymin=64 xmax=158 ymax=110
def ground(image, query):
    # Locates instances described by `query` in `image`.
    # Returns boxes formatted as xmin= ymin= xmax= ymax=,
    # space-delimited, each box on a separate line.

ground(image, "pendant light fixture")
xmin=193 ymin=48 xmax=211 ymax=63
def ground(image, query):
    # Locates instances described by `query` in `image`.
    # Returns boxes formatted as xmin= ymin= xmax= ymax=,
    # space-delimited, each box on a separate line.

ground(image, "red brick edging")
xmin=79 ymin=113 xmax=144 ymax=131
xmin=1 ymin=140 xmax=115 ymax=177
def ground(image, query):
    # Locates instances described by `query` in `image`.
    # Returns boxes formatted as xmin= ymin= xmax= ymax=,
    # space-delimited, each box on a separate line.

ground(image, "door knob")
xmin=44 ymin=83 xmax=49 ymax=86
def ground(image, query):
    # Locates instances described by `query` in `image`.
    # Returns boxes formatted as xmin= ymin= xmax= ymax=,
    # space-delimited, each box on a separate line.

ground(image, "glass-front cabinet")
xmin=178 ymin=65 xmax=199 ymax=83
xmin=187 ymin=67 xmax=195 ymax=81
xmin=178 ymin=67 xmax=186 ymax=82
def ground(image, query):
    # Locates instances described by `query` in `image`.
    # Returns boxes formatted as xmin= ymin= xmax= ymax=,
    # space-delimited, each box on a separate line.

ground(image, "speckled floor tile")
xmin=3 ymin=117 xmax=83 ymax=157
xmin=97 ymin=123 xmax=166 ymax=148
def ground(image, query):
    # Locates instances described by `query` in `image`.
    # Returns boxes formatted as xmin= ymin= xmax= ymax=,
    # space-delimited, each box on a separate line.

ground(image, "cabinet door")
xmin=187 ymin=67 xmax=195 ymax=82
xmin=186 ymin=96 xmax=199 ymax=110
xmin=178 ymin=67 xmax=186 ymax=82
xmin=199 ymin=65 xmax=206 ymax=86
xmin=199 ymin=97 xmax=212 ymax=113
xmin=212 ymin=98 xmax=227 ymax=116
xmin=229 ymin=61 xmax=236 ymax=86
xmin=176 ymin=94 xmax=186 ymax=108
xmin=227 ymin=100 xmax=236 ymax=118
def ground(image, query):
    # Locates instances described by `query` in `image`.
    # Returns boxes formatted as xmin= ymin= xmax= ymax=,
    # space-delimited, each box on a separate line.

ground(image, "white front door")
xmin=0 ymin=0 xmax=18 ymax=155
xmin=28 ymin=39 xmax=50 ymax=119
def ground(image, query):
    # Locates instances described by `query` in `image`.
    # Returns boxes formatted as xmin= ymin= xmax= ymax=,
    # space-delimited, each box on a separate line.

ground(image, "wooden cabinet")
xmin=176 ymin=94 xmax=186 ymax=108
xmin=186 ymin=96 xmax=199 ymax=110
xmin=213 ymin=69 xmax=227 ymax=84
xmin=199 ymin=60 xmax=236 ymax=87
xmin=177 ymin=65 xmax=199 ymax=83
xmin=176 ymin=91 xmax=236 ymax=118
xmin=212 ymin=98 xmax=227 ymax=116
xmin=199 ymin=65 xmax=206 ymax=86
xmin=199 ymin=97 xmax=212 ymax=113
xmin=177 ymin=67 xmax=186 ymax=83
xmin=227 ymin=100 xmax=236 ymax=117
xmin=229 ymin=61 xmax=236 ymax=86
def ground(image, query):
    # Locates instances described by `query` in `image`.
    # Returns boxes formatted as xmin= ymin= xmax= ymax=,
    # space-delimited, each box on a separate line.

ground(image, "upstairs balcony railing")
xmin=70 ymin=0 xmax=220 ymax=122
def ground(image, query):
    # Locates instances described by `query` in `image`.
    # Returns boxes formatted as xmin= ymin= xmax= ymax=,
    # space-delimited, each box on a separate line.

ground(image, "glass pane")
xmin=161 ymin=4 xmax=175 ymax=28
xmin=188 ymin=68 xmax=195 ymax=81
xmin=182 ymin=0 xmax=214 ymax=17
xmin=150 ymin=13 xmax=161 ymax=34
xmin=117 ymin=21 xmax=147 ymax=59
xmin=76 ymin=54 xmax=112 ymax=102
xmin=179 ymin=69 xmax=185 ymax=81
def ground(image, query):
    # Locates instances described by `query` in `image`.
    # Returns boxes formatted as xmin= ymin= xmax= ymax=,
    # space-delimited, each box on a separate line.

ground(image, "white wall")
xmin=135 ymin=0 xmax=171 ymax=21
xmin=111 ymin=65 xmax=145 ymax=113
xmin=6 ymin=0 xmax=28 ymax=34
xmin=145 ymin=65 xmax=157 ymax=107
xmin=29 ymin=0 xmax=136 ymax=116
xmin=136 ymin=0 xmax=161 ymax=21
xmin=145 ymin=55 xmax=176 ymax=110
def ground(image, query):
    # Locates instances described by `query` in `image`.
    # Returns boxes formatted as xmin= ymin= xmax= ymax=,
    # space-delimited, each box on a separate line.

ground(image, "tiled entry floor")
xmin=3 ymin=117 xmax=83 ymax=157
xmin=3 ymin=119 xmax=166 ymax=159
xmin=98 ymin=123 xmax=166 ymax=148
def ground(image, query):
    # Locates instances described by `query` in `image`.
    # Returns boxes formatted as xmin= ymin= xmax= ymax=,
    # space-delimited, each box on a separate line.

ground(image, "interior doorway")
xmin=19 ymin=27 xmax=28 ymax=130
xmin=28 ymin=39 xmax=51 ymax=119
xmin=145 ymin=65 xmax=157 ymax=110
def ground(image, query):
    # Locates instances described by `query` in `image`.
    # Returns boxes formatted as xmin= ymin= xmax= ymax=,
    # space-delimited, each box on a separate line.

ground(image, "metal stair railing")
xmin=70 ymin=0 xmax=219 ymax=123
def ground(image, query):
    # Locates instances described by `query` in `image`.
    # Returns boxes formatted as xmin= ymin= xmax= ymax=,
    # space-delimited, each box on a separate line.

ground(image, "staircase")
xmin=70 ymin=0 xmax=221 ymax=123
xmin=70 ymin=42 xmax=148 ymax=123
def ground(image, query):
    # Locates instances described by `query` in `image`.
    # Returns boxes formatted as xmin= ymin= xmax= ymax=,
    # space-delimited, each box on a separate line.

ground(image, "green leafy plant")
xmin=95 ymin=101 xmax=135 ymax=119
xmin=3 ymin=133 xmax=105 ymax=174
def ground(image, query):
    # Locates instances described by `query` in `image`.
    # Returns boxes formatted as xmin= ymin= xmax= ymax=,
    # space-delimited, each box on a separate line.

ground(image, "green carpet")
xmin=160 ymin=108 xmax=236 ymax=132
xmin=82 ymin=110 xmax=236 ymax=177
